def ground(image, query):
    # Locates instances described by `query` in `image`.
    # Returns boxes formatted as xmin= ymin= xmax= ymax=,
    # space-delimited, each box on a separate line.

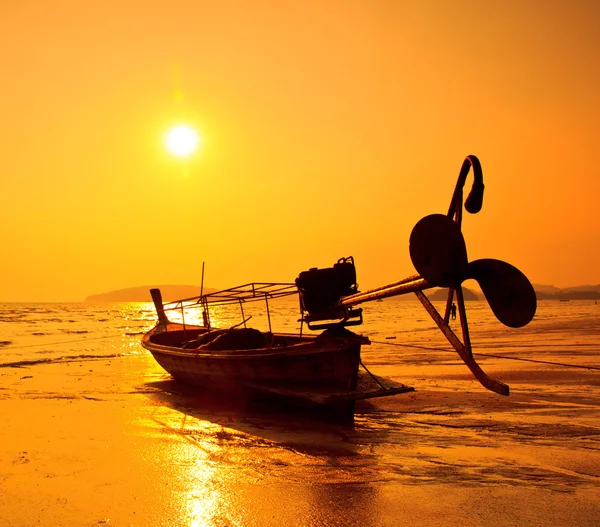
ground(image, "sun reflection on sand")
xmin=134 ymin=407 xmax=234 ymax=526
xmin=186 ymin=458 xmax=221 ymax=527
xmin=135 ymin=394 xmax=270 ymax=506
xmin=137 ymin=378 xmax=400 ymax=526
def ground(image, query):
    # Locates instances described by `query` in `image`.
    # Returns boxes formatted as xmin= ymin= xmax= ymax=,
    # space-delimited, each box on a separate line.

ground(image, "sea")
xmin=0 ymin=297 xmax=597 ymax=369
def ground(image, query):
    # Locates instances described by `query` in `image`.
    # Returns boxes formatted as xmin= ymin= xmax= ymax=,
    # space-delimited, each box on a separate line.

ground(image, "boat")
xmin=142 ymin=279 xmax=414 ymax=419
xmin=142 ymin=155 xmax=538 ymax=419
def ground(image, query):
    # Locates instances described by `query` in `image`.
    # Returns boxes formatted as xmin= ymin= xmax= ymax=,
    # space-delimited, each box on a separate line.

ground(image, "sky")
xmin=1 ymin=0 xmax=599 ymax=301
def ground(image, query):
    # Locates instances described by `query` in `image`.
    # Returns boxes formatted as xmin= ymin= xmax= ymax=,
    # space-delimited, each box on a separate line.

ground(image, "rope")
xmin=370 ymin=339 xmax=600 ymax=371
xmin=359 ymin=358 xmax=387 ymax=389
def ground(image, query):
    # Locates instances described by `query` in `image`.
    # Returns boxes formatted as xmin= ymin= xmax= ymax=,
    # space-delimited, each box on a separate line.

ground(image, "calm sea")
xmin=1 ymin=297 xmax=598 ymax=368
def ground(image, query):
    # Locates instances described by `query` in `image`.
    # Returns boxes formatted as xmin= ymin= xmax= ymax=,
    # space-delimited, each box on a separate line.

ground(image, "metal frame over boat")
xmin=142 ymin=155 xmax=537 ymax=418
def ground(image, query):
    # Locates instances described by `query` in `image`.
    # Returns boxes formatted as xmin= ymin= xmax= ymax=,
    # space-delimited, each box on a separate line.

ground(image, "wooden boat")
xmin=144 ymin=324 xmax=362 ymax=390
xmin=142 ymin=282 xmax=414 ymax=418
xmin=142 ymin=155 xmax=538 ymax=418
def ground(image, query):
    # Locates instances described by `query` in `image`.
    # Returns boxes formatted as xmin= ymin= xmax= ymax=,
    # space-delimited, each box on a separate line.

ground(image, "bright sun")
xmin=165 ymin=125 xmax=200 ymax=157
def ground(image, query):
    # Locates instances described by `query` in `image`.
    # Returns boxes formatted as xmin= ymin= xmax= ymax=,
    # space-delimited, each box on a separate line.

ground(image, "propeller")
xmin=468 ymin=259 xmax=537 ymax=328
xmin=409 ymin=214 xmax=537 ymax=328
xmin=409 ymin=214 xmax=468 ymax=288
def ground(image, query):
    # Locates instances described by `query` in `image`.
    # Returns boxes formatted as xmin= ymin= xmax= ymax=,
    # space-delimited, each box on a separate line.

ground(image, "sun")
xmin=165 ymin=125 xmax=200 ymax=157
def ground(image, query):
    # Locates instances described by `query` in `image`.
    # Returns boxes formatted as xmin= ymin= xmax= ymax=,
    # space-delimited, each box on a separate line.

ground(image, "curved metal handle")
xmin=448 ymin=154 xmax=485 ymax=217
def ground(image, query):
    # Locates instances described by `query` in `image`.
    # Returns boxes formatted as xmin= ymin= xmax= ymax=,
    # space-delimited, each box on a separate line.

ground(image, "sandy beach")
xmin=1 ymin=307 xmax=599 ymax=527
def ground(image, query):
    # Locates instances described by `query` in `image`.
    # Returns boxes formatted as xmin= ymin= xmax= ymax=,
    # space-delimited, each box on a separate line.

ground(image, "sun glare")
xmin=165 ymin=125 xmax=200 ymax=157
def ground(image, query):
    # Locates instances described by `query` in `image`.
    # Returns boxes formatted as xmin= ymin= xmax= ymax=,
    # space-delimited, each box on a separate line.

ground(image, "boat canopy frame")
xmin=156 ymin=282 xmax=299 ymax=333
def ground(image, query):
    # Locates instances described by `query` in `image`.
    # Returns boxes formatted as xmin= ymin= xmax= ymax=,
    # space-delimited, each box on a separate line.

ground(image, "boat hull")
xmin=141 ymin=323 xmax=364 ymax=395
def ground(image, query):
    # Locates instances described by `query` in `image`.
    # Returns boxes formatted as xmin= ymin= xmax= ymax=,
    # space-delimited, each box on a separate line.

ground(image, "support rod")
xmin=337 ymin=275 xmax=433 ymax=308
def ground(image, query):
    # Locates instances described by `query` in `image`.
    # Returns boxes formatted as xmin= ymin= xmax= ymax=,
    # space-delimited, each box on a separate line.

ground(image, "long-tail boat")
xmin=142 ymin=155 xmax=537 ymax=418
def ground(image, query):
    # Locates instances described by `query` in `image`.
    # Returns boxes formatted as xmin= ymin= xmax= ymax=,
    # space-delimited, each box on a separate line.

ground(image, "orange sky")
xmin=1 ymin=1 xmax=599 ymax=301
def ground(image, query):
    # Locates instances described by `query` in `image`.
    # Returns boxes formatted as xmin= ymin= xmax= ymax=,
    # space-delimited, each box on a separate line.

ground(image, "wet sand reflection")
xmin=142 ymin=381 xmax=386 ymax=526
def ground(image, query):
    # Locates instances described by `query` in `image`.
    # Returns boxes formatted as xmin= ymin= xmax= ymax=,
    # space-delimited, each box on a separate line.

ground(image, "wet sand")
xmin=1 ymin=313 xmax=599 ymax=526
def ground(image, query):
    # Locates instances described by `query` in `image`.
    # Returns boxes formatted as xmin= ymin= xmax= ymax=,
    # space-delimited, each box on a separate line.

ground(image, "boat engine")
xmin=296 ymin=257 xmax=363 ymax=329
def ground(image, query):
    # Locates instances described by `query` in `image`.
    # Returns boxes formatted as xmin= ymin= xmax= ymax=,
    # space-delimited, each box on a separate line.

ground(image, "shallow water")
xmin=2 ymin=297 xmax=598 ymax=365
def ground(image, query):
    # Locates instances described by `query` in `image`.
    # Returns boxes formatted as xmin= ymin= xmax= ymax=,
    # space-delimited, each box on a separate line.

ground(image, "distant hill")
xmin=367 ymin=286 xmax=480 ymax=301
xmin=531 ymin=284 xmax=562 ymax=294
xmin=562 ymin=284 xmax=600 ymax=293
xmin=430 ymin=284 xmax=600 ymax=301
xmin=428 ymin=287 xmax=479 ymax=301
xmin=380 ymin=283 xmax=600 ymax=302
xmin=84 ymin=285 xmax=216 ymax=303
xmin=421 ymin=284 xmax=600 ymax=302
xmin=532 ymin=284 xmax=600 ymax=300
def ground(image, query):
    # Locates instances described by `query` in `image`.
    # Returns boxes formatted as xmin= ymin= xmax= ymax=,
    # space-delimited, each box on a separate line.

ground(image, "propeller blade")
xmin=468 ymin=258 xmax=537 ymax=328
xmin=409 ymin=214 xmax=469 ymax=287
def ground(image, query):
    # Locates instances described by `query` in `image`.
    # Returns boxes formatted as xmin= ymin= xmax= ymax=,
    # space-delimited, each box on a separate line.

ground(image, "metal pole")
xmin=337 ymin=275 xmax=432 ymax=308
xmin=239 ymin=299 xmax=246 ymax=328
xmin=265 ymin=293 xmax=272 ymax=333
xmin=200 ymin=262 xmax=205 ymax=297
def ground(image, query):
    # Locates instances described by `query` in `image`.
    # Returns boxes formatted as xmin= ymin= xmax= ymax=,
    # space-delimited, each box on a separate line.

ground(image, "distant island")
xmin=84 ymin=285 xmax=216 ymax=302
xmin=531 ymin=284 xmax=600 ymax=300
xmin=84 ymin=283 xmax=600 ymax=303
xmin=428 ymin=284 xmax=600 ymax=301
xmin=428 ymin=287 xmax=479 ymax=301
